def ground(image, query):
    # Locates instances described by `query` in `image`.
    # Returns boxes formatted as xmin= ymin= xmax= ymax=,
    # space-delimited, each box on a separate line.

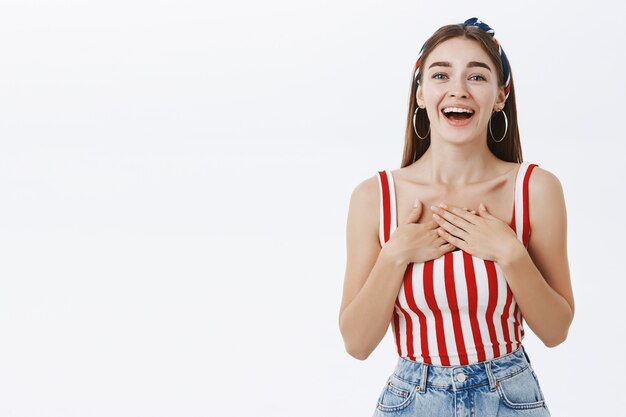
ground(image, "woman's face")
xmin=416 ymin=37 xmax=506 ymax=144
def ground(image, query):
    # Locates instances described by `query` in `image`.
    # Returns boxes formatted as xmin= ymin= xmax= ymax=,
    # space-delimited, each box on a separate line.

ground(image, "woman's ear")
xmin=494 ymin=86 xmax=506 ymax=110
xmin=415 ymin=85 xmax=424 ymax=107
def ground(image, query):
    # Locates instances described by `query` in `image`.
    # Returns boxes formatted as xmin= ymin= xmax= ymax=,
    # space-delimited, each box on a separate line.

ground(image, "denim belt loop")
xmin=484 ymin=360 xmax=498 ymax=391
xmin=521 ymin=344 xmax=532 ymax=365
xmin=418 ymin=363 xmax=429 ymax=393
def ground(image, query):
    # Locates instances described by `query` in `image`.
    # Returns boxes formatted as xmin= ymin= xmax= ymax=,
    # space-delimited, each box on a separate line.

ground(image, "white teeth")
xmin=442 ymin=107 xmax=474 ymax=114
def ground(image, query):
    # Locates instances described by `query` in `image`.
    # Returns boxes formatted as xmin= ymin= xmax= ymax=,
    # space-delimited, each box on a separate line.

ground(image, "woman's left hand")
xmin=430 ymin=202 xmax=520 ymax=263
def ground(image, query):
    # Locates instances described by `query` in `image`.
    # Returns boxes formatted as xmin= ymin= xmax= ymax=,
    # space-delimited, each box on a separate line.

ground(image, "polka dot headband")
xmin=413 ymin=17 xmax=511 ymax=101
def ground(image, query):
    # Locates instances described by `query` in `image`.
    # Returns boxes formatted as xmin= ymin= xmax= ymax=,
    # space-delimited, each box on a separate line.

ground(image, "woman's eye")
xmin=432 ymin=73 xmax=486 ymax=81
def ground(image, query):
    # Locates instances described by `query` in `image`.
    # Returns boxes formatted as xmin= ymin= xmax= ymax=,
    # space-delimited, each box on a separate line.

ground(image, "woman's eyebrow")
xmin=427 ymin=61 xmax=492 ymax=72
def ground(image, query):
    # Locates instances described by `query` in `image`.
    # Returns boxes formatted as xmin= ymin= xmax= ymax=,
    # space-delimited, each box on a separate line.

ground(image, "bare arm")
xmin=338 ymin=177 xmax=408 ymax=360
xmin=338 ymin=176 xmax=453 ymax=360
xmin=498 ymin=167 xmax=575 ymax=347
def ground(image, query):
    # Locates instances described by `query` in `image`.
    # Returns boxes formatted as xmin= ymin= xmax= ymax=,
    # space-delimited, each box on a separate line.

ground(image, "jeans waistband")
xmin=392 ymin=345 xmax=532 ymax=392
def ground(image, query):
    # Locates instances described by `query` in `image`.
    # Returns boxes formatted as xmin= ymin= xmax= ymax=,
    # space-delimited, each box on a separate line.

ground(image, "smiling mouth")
xmin=441 ymin=110 xmax=474 ymax=121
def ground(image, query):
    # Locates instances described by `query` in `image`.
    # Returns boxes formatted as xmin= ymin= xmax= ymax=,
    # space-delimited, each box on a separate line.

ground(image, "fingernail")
xmin=414 ymin=198 xmax=420 ymax=207
xmin=438 ymin=202 xmax=447 ymax=209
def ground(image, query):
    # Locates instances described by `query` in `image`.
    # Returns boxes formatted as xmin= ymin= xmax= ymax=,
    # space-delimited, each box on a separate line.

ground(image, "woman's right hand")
xmin=383 ymin=199 xmax=457 ymax=265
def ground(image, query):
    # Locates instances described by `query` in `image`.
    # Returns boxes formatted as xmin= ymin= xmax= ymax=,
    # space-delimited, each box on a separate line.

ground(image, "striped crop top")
xmin=376 ymin=161 xmax=538 ymax=366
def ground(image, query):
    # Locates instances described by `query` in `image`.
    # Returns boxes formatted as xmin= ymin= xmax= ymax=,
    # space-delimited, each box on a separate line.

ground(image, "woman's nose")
xmin=448 ymin=89 xmax=469 ymax=98
xmin=448 ymin=78 xmax=469 ymax=98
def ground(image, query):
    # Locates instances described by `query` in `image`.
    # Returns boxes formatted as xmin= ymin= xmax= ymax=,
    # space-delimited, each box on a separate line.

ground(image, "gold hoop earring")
xmin=489 ymin=109 xmax=508 ymax=143
xmin=413 ymin=106 xmax=430 ymax=140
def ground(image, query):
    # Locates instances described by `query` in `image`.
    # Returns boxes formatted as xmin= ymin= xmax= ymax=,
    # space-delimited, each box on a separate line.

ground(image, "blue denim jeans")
xmin=372 ymin=345 xmax=550 ymax=416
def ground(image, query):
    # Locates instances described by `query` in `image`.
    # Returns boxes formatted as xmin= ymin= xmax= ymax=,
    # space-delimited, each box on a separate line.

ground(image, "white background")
xmin=0 ymin=1 xmax=623 ymax=416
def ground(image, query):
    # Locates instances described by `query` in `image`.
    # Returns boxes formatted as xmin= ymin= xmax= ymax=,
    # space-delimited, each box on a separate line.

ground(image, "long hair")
xmin=401 ymin=23 xmax=522 ymax=168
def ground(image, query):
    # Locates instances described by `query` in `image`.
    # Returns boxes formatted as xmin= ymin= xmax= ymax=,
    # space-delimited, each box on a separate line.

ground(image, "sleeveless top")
xmin=376 ymin=161 xmax=538 ymax=366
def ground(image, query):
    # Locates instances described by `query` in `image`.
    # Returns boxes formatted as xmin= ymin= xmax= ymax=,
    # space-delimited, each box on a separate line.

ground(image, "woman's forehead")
xmin=426 ymin=38 xmax=492 ymax=68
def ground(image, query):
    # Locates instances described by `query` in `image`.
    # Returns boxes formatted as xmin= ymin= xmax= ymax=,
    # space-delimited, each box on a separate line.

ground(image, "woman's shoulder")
xmin=348 ymin=173 xmax=383 ymax=216
xmin=348 ymin=168 xmax=402 ymax=217
xmin=351 ymin=172 xmax=383 ymax=199
xmin=526 ymin=164 xmax=563 ymax=196
xmin=526 ymin=164 xmax=567 ymax=237
xmin=346 ymin=173 xmax=385 ymax=243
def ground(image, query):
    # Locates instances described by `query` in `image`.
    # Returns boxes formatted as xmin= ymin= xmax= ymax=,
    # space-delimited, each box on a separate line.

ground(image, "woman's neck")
xmin=413 ymin=142 xmax=504 ymax=186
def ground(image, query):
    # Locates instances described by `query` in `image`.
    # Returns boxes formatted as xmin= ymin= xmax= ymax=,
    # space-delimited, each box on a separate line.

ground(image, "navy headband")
xmin=413 ymin=17 xmax=511 ymax=101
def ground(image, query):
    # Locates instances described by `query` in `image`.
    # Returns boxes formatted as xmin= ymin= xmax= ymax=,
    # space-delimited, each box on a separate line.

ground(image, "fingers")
xmin=404 ymin=199 xmax=423 ymax=224
xmin=436 ymin=236 xmax=451 ymax=247
xmin=439 ymin=242 xmax=456 ymax=255
xmin=437 ymin=227 xmax=464 ymax=250
xmin=435 ymin=203 xmax=476 ymax=225
xmin=433 ymin=212 xmax=469 ymax=238
xmin=479 ymin=202 xmax=494 ymax=218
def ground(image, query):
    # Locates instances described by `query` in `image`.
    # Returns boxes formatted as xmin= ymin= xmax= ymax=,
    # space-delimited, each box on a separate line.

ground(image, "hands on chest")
xmin=388 ymin=198 xmax=520 ymax=265
xmin=429 ymin=202 xmax=519 ymax=263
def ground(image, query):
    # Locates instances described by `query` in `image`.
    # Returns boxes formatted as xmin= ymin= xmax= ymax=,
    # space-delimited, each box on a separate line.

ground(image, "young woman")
xmin=338 ymin=18 xmax=574 ymax=416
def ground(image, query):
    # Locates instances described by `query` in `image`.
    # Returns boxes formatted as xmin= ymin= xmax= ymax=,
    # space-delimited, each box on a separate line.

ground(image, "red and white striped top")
xmin=376 ymin=161 xmax=538 ymax=366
